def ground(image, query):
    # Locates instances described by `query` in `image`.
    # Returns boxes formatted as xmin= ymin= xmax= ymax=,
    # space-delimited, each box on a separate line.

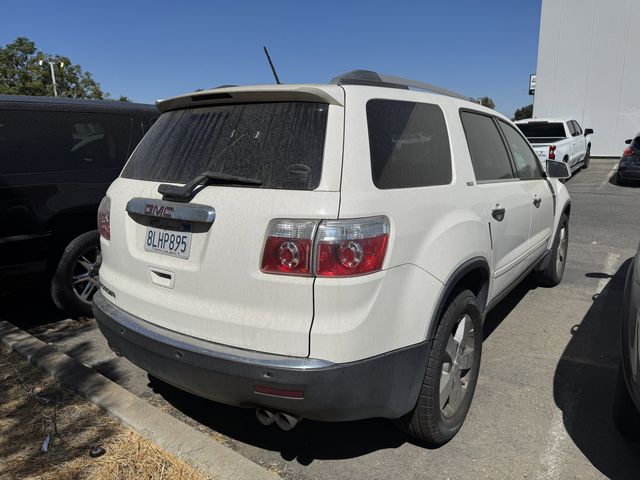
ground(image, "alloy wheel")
xmin=440 ymin=314 xmax=475 ymax=417
xmin=71 ymin=246 xmax=102 ymax=303
xmin=556 ymin=226 xmax=567 ymax=276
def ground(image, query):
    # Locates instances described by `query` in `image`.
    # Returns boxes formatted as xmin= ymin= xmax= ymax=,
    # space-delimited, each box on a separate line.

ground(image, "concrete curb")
xmin=0 ymin=320 xmax=280 ymax=480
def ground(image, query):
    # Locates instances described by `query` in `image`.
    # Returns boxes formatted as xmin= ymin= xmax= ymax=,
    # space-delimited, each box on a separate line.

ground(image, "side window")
xmin=367 ymin=99 xmax=452 ymax=189
xmin=0 ymin=110 xmax=130 ymax=175
xmin=460 ymin=111 xmax=514 ymax=182
xmin=572 ymin=121 xmax=583 ymax=136
xmin=498 ymin=120 xmax=543 ymax=180
xmin=567 ymin=121 xmax=577 ymax=137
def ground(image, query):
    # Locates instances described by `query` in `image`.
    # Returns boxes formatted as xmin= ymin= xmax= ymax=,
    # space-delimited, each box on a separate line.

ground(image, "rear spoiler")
xmin=156 ymin=85 xmax=344 ymax=112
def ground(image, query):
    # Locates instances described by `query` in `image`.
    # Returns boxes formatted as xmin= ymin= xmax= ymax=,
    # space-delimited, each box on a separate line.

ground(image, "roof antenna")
xmin=263 ymin=46 xmax=282 ymax=84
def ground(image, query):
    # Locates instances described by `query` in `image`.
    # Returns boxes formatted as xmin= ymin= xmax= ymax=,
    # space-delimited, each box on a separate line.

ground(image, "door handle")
xmin=491 ymin=205 xmax=506 ymax=221
xmin=533 ymin=196 xmax=542 ymax=208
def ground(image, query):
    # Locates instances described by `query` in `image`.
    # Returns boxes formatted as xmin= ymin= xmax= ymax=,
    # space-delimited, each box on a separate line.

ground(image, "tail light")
xmin=548 ymin=145 xmax=556 ymax=160
xmin=260 ymin=220 xmax=317 ymax=276
xmin=97 ymin=196 xmax=111 ymax=240
xmin=261 ymin=217 xmax=389 ymax=277
xmin=623 ymin=147 xmax=633 ymax=157
xmin=315 ymin=217 xmax=389 ymax=277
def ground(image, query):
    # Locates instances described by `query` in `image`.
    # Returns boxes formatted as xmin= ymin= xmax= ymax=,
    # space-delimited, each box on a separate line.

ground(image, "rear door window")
xmin=0 ymin=110 xmax=131 ymax=174
xmin=366 ymin=99 xmax=452 ymax=189
xmin=460 ymin=111 xmax=514 ymax=182
xmin=122 ymin=102 xmax=328 ymax=191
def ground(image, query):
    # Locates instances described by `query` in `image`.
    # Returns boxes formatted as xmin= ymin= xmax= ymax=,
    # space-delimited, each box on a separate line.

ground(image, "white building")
xmin=534 ymin=0 xmax=640 ymax=156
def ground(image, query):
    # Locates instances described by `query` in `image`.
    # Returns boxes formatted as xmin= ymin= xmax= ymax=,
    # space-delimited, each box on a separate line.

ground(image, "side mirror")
xmin=625 ymin=139 xmax=633 ymax=145
xmin=546 ymin=160 xmax=571 ymax=179
xmin=584 ymin=128 xmax=594 ymax=136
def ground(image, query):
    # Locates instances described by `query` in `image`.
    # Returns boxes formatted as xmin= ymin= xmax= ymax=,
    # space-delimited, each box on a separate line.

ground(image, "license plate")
xmin=144 ymin=227 xmax=192 ymax=259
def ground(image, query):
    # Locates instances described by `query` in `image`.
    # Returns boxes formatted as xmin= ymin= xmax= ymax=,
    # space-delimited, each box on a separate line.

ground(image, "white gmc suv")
xmin=93 ymin=70 xmax=571 ymax=445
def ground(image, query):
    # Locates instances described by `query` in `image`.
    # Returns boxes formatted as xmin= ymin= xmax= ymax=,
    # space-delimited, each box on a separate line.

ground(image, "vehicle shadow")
xmin=610 ymin=174 xmax=640 ymax=188
xmin=553 ymin=258 xmax=640 ymax=479
xmin=0 ymin=285 xmax=67 ymax=329
xmin=483 ymin=274 xmax=538 ymax=340
xmin=149 ymin=276 xmax=539 ymax=465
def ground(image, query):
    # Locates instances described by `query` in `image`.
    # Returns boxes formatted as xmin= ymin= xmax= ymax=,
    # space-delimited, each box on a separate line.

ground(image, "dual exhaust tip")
xmin=255 ymin=408 xmax=301 ymax=431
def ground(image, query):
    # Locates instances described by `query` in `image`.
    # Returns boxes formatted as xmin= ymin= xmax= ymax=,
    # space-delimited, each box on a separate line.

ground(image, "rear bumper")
xmin=617 ymin=168 xmax=640 ymax=180
xmin=93 ymin=291 xmax=430 ymax=421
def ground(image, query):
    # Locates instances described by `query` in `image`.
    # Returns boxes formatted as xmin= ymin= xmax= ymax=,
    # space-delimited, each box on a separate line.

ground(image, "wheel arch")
xmin=44 ymin=208 xmax=99 ymax=273
xmin=426 ymin=257 xmax=490 ymax=341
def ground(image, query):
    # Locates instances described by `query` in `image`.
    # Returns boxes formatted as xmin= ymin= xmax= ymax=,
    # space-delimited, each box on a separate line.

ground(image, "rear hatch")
xmin=100 ymin=87 xmax=344 ymax=357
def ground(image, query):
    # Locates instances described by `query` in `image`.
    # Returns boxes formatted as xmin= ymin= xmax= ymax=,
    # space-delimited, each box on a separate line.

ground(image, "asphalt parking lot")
xmin=2 ymin=158 xmax=639 ymax=480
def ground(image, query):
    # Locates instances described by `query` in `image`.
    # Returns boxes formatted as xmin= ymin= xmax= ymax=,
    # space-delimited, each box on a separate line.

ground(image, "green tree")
xmin=117 ymin=95 xmax=131 ymax=102
xmin=0 ymin=37 xmax=108 ymax=99
xmin=513 ymin=104 xmax=533 ymax=121
xmin=479 ymin=96 xmax=495 ymax=109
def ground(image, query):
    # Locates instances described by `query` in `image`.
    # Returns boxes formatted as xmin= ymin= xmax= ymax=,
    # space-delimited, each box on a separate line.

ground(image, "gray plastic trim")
xmin=126 ymin=197 xmax=216 ymax=224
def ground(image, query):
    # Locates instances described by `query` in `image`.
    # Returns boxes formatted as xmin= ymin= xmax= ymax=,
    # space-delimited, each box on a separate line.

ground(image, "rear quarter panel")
xmin=310 ymin=87 xmax=491 ymax=362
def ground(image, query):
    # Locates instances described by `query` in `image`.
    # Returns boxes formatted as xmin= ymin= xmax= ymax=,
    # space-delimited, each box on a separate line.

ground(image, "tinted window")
xmin=0 ymin=110 xmax=131 ymax=174
xmin=498 ymin=120 xmax=543 ymax=180
xmin=122 ymin=102 xmax=328 ymax=190
xmin=460 ymin=111 xmax=514 ymax=182
xmin=366 ymin=100 xmax=451 ymax=189
xmin=567 ymin=121 xmax=577 ymax=136
xmin=516 ymin=122 xmax=566 ymax=139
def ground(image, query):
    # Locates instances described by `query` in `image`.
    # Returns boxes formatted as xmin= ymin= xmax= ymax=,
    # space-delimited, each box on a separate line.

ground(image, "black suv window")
xmin=366 ymin=100 xmax=452 ymax=189
xmin=498 ymin=120 xmax=543 ymax=180
xmin=0 ymin=110 xmax=131 ymax=175
xmin=122 ymin=102 xmax=328 ymax=191
xmin=460 ymin=111 xmax=514 ymax=182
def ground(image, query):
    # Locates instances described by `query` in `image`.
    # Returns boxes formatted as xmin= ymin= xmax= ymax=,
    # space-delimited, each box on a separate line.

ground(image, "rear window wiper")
xmin=158 ymin=171 xmax=263 ymax=201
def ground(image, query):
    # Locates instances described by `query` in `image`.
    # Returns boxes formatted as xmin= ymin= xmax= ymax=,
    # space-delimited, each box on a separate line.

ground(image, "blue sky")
xmin=2 ymin=1 xmax=541 ymax=117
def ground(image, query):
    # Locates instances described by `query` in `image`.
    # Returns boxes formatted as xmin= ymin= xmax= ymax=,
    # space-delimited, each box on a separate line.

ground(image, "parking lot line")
xmin=536 ymin=407 xmax=570 ymax=480
xmin=597 ymin=253 xmax=620 ymax=293
xmin=596 ymin=164 xmax=618 ymax=190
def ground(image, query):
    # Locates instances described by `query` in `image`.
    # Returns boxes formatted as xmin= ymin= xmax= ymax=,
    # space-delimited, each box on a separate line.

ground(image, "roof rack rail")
xmin=330 ymin=70 xmax=476 ymax=102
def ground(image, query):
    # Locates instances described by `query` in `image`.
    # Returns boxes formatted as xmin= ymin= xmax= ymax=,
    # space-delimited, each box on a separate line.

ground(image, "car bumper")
xmin=617 ymin=166 xmax=640 ymax=180
xmin=93 ymin=291 xmax=430 ymax=422
xmin=621 ymin=260 xmax=640 ymax=412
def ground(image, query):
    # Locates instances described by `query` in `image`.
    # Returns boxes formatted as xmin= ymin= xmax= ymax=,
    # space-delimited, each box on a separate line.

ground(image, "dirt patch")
xmin=0 ymin=347 xmax=211 ymax=480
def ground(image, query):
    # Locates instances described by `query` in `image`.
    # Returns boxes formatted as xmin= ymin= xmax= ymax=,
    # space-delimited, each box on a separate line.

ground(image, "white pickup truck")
xmin=515 ymin=118 xmax=594 ymax=176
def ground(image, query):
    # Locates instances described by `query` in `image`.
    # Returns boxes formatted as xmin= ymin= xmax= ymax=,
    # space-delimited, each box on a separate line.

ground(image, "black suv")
xmin=0 ymin=95 xmax=157 ymax=317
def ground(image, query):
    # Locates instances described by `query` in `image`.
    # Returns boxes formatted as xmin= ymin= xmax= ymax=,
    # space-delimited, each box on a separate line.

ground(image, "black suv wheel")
xmin=51 ymin=230 xmax=101 ymax=318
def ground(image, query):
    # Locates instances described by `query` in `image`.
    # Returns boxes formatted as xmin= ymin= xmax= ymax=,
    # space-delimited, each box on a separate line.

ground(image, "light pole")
xmin=38 ymin=60 xmax=64 ymax=97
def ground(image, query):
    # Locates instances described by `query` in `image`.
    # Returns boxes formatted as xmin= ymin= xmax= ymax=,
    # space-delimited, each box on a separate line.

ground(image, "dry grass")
xmin=0 ymin=347 xmax=211 ymax=480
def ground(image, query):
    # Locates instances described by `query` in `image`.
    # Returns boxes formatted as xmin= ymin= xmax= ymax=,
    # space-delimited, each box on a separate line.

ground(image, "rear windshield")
xmin=122 ymin=102 xmax=328 ymax=190
xmin=516 ymin=122 xmax=566 ymax=139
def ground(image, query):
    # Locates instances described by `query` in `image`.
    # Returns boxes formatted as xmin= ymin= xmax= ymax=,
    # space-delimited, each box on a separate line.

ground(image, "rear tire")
xmin=395 ymin=289 xmax=482 ymax=445
xmin=51 ymin=231 xmax=101 ymax=318
xmin=613 ymin=363 xmax=640 ymax=442
xmin=536 ymin=213 xmax=569 ymax=287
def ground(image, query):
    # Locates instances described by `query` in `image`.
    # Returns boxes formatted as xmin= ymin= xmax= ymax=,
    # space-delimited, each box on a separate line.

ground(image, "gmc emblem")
xmin=144 ymin=204 xmax=175 ymax=218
